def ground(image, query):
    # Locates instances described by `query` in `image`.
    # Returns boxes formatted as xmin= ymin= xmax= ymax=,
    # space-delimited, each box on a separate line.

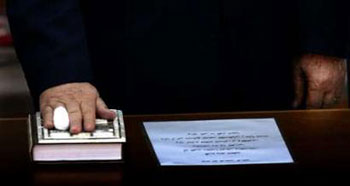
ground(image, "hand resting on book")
xmin=39 ymin=82 xmax=116 ymax=134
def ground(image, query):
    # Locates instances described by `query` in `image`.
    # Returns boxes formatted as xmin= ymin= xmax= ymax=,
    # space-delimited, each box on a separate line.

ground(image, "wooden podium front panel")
xmin=1 ymin=109 xmax=350 ymax=185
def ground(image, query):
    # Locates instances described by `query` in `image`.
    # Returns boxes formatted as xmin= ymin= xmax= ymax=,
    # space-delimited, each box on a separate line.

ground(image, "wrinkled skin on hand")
xmin=40 ymin=82 xmax=116 ymax=134
xmin=293 ymin=54 xmax=347 ymax=109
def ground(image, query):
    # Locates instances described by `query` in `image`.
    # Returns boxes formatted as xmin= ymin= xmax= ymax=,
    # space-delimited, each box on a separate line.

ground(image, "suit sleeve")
xmin=6 ymin=0 xmax=93 ymax=106
xmin=299 ymin=0 xmax=348 ymax=58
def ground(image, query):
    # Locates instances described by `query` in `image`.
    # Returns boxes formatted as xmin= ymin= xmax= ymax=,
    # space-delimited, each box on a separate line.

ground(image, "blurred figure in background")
xmin=0 ymin=0 xmax=12 ymax=47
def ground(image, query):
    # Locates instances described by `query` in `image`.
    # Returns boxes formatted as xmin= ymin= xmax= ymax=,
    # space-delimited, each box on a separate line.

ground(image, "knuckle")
xmin=70 ymin=120 xmax=82 ymax=127
xmin=87 ymin=86 xmax=98 ymax=94
xmin=70 ymin=113 xmax=82 ymax=121
xmin=40 ymin=88 xmax=51 ymax=98
xmin=83 ymin=93 xmax=97 ymax=100
xmin=69 ymin=109 xmax=82 ymax=117
xmin=43 ymin=118 xmax=53 ymax=123
xmin=68 ymin=109 xmax=81 ymax=115
xmin=61 ymin=93 xmax=75 ymax=100
xmin=70 ymin=119 xmax=82 ymax=126
xmin=40 ymin=93 xmax=51 ymax=103
xmin=47 ymin=99 xmax=59 ymax=106
xmin=84 ymin=83 xmax=96 ymax=90
xmin=82 ymin=111 xmax=94 ymax=117
xmin=42 ymin=106 xmax=52 ymax=113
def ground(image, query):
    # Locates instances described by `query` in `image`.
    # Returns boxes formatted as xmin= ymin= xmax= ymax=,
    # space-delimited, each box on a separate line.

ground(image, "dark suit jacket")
xmin=7 ymin=0 xmax=348 ymax=114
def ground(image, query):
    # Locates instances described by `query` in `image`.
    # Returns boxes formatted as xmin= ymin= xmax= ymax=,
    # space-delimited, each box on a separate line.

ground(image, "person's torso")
xmin=80 ymin=0 xmax=299 ymax=114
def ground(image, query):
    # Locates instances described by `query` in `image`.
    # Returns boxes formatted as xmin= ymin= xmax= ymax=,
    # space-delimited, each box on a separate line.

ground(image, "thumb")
xmin=292 ymin=65 xmax=305 ymax=108
xmin=96 ymin=97 xmax=117 ymax=119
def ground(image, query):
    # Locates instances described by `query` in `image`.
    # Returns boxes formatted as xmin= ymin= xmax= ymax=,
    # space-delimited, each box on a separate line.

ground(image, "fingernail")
xmin=44 ymin=123 xmax=54 ymax=129
xmin=85 ymin=124 xmax=95 ymax=132
xmin=109 ymin=112 xmax=117 ymax=119
xmin=70 ymin=126 xmax=80 ymax=134
xmin=111 ymin=111 xmax=117 ymax=119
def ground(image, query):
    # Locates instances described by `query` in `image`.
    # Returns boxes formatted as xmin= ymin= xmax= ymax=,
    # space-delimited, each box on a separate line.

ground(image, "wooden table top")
xmin=1 ymin=109 xmax=350 ymax=185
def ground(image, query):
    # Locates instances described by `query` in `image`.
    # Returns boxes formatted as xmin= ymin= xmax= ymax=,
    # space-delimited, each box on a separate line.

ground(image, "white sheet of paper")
xmin=143 ymin=118 xmax=293 ymax=166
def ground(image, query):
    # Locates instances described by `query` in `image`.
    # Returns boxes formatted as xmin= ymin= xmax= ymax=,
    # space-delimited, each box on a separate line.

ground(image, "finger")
xmin=96 ymin=97 xmax=116 ymax=119
xmin=41 ymin=100 xmax=65 ymax=129
xmin=81 ymin=98 xmax=96 ymax=132
xmin=65 ymin=102 xmax=82 ymax=134
xmin=306 ymin=89 xmax=324 ymax=109
xmin=41 ymin=106 xmax=54 ymax=129
xmin=292 ymin=66 xmax=305 ymax=108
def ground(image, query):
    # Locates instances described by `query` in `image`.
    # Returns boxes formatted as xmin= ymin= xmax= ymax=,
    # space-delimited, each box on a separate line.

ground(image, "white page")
xmin=143 ymin=118 xmax=293 ymax=166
